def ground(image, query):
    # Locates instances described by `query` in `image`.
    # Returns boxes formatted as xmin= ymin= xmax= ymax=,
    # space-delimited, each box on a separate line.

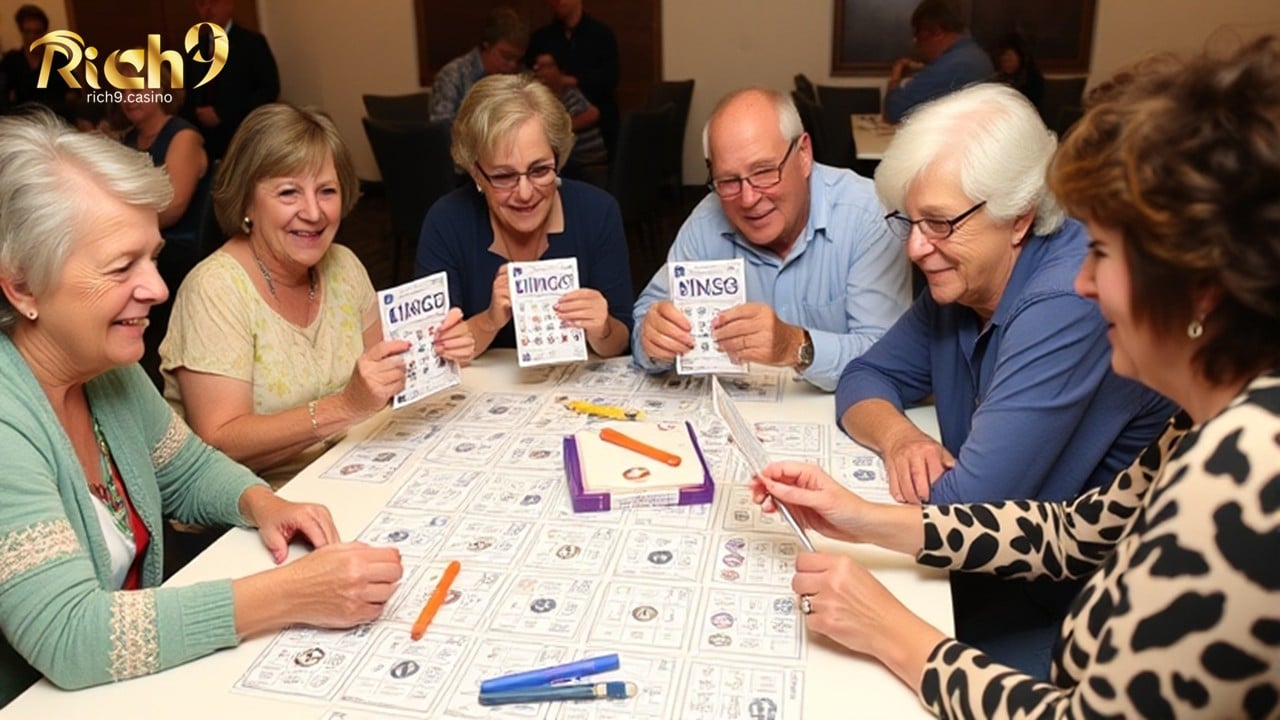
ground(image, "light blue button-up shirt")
xmin=631 ymin=164 xmax=911 ymax=390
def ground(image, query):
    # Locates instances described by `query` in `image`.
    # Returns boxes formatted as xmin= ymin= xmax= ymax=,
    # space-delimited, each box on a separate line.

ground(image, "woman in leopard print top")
xmin=755 ymin=36 xmax=1280 ymax=718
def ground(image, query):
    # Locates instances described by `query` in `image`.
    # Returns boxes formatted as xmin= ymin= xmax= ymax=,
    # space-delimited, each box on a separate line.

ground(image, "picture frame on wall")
xmin=832 ymin=0 xmax=1096 ymax=76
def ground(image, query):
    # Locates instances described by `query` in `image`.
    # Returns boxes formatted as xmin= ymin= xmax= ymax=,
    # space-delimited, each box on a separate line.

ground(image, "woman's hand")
xmin=239 ymin=486 xmax=339 ymax=564
xmin=555 ymin=288 xmax=610 ymax=338
xmin=433 ymin=307 xmax=475 ymax=366
xmin=234 ymin=542 xmax=404 ymax=635
xmin=752 ymin=461 xmax=870 ymax=544
xmin=339 ymin=339 xmax=411 ymax=418
xmin=483 ymin=264 xmax=513 ymax=331
xmin=791 ymin=551 xmax=945 ymax=682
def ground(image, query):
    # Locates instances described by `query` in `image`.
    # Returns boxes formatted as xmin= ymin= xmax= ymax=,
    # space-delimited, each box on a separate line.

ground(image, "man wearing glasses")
xmin=631 ymin=87 xmax=911 ymax=391
xmin=836 ymin=83 xmax=1175 ymax=678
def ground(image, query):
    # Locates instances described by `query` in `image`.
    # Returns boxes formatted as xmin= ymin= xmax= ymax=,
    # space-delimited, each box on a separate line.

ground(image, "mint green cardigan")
xmin=0 ymin=335 xmax=267 ymax=706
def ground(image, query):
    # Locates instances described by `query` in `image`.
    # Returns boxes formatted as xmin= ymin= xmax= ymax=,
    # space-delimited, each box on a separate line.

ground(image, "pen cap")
xmin=479 ymin=654 xmax=620 ymax=693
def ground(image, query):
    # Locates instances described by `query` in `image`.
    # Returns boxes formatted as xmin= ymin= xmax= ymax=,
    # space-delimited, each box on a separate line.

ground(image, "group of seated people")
xmin=1 ymin=31 xmax=1277 ymax=718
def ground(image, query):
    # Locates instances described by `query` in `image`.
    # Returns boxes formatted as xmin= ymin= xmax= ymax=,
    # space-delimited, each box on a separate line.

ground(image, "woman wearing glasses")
xmin=759 ymin=37 xmax=1279 ymax=717
xmin=832 ymin=83 xmax=1175 ymax=677
xmin=415 ymin=74 xmax=633 ymax=359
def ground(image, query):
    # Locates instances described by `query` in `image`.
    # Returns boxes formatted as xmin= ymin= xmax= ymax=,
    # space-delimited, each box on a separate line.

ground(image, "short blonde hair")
xmin=212 ymin=103 xmax=359 ymax=237
xmin=451 ymin=73 xmax=574 ymax=172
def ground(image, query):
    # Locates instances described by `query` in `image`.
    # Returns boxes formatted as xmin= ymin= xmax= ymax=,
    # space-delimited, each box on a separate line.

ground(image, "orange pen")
xmin=411 ymin=560 xmax=461 ymax=640
xmin=599 ymin=427 xmax=682 ymax=467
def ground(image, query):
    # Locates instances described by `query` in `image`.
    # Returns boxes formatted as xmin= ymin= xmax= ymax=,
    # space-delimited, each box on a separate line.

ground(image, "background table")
xmin=850 ymin=113 xmax=897 ymax=161
xmin=8 ymin=352 xmax=951 ymax=719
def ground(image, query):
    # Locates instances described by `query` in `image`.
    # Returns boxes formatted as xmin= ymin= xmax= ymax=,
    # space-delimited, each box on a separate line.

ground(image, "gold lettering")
xmin=104 ymin=48 xmax=145 ymax=90
xmin=184 ymin=22 xmax=227 ymax=89
xmin=147 ymin=33 xmax=184 ymax=90
xmin=32 ymin=30 xmax=85 ymax=89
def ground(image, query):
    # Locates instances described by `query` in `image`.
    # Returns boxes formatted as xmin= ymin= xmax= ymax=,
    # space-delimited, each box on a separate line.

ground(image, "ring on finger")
xmin=799 ymin=594 xmax=814 ymax=616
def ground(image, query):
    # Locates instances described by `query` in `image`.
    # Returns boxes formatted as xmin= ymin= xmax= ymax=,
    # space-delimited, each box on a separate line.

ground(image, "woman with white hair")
xmin=831 ymin=83 xmax=1175 ymax=676
xmin=0 ymin=111 xmax=402 ymax=707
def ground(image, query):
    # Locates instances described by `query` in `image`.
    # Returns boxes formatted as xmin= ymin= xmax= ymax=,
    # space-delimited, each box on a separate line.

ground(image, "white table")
xmin=8 ymin=353 xmax=951 ymax=719
xmin=850 ymin=113 xmax=897 ymax=161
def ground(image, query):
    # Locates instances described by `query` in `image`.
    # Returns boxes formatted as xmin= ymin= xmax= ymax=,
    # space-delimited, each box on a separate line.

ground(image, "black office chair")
xmin=814 ymin=85 xmax=882 ymax=175
xmin=793 ymin=73 xmax=818 ymax=105
xmin=609 ymin=104 xmax=672 ymax=283
xmin=362 ymin=91 xmax=432 ymax=124
xmin=361 ymin=118 xmax=455 ymax=283
xmin=792 ymin=90 xmax=837 ymax=167
xmin=648 ymin=79 xmax=695 ymax=207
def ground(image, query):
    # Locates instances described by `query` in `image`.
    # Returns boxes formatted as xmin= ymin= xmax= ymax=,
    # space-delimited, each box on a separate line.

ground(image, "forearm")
xmin=841 ymin=398 xmax=920 ymax=455
xmin=586 ymin=315 xmax=629 ymax=357
xmin=861 ymin=501 xmax=928 ymax=556
xmin=466 ymin=314 xmax=504 ymax=356
xmin=231 ymin=567 xmax=295 ymax=638
xmin=200 ymin=394 xmax=364 ymax=471
xmin=875 ymin=609 xmax=947 ymax=695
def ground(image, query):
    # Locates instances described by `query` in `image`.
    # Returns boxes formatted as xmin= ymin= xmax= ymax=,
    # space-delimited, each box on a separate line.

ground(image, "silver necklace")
xmin=251 ymin=248 xmax=317 ymax=302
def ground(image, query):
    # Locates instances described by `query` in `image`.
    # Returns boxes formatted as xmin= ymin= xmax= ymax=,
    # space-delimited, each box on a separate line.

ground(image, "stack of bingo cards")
xmin=509 ymin=258 xmax=588 ymax=367
xmin=670 ymin=258 xmax=746 ymax=375
xmin=378 ymin=271 xmax=462 ymax=408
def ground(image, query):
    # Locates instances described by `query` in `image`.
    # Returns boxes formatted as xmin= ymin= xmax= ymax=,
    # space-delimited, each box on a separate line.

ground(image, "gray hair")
xmin=874 ymin=83 xmax=1064 ymax=236
xmin=0 ymin=110 xmax=172 ymax=332
xmin=702 ymin=87 xmax=804 ymax=158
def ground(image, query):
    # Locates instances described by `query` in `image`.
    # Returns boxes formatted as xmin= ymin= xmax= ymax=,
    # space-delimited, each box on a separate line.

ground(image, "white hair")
xmin=874 ymin=83 xmax=1064 ymax=235
xmin=701 ymin=87 xmax=804 ymax=158
xmin=0 ymin=109 xmax=172 ymax=331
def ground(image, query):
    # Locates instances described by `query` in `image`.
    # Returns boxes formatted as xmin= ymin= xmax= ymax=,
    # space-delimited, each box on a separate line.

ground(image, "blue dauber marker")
xmin=479 ymin=654 xmax=620 ymax=694
xmin=479 ymin=681 xmax=637 ymax=706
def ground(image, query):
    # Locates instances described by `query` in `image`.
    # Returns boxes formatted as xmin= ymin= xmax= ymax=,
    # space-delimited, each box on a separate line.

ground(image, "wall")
xmin=258 ymin=0 xmax=422 ymax=180
xmin=257 ymin=0 xmax=1280 ymax=183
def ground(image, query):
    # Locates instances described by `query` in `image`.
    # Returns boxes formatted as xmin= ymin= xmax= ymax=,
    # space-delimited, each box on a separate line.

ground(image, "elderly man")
xmin=429 ymin=6 xmax=528 ymax=126
xmin=882 ymin=0 xmax=992 ymax=123
xmin=632 ymin=88 xmax=910 ymax=391
xmin=838 ymin=83 xmax=1176 ymax=677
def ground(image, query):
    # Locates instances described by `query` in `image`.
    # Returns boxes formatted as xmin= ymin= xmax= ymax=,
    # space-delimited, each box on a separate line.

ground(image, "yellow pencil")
xmin=563 ymin=399 xmax=644 ymax=421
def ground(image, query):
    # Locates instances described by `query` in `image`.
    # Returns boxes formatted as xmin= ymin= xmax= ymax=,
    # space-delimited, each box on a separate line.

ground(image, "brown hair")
xmin=911 ymin=0 xmax=965 ymax=34
xmin=212 ymin=103 xmax=359 ymax=237
xmin=1049 ymin=35 xmax=1280 ymax=384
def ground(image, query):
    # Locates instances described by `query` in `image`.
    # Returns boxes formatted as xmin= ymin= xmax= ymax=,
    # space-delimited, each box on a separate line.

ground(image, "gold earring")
xmin=241 ymin=216 xmax=253 ymax=234
xmin=1187 ymin=318 xmax=1204 ymax=339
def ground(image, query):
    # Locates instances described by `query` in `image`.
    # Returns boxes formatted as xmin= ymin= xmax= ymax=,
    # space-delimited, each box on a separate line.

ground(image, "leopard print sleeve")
xmin=916 ymin=413 xmax=1189 ymax=581
xmin=920 ymin=374 xmax=1280 ymax=719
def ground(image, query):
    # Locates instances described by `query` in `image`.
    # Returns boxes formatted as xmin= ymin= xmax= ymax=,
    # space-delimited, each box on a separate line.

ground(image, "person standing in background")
xmin=1 ymin=4 xmax=76 ymax=120
xmin=525 ymin=0 xmax=619 ymax=160
xmin=182 ymin=0 xmax=279 ymax=160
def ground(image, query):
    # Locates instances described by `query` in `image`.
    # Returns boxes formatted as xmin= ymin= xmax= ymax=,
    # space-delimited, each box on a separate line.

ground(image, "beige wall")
xmin=259 ymin=0 xmax=422 ymax=180
xmin=257 ymin=0 xmax=1280 ymax=183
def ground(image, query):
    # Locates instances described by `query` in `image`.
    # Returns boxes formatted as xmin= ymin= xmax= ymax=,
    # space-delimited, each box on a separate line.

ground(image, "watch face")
xmin=799 ymin=340 xmax=814 ymax=366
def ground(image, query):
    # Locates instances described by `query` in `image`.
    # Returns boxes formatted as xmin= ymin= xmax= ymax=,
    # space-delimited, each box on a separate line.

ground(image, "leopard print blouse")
xmin=917 ymin=371 xmax=1280 ymax=719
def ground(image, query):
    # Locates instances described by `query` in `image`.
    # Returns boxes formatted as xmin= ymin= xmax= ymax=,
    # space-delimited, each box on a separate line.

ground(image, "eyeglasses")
xmin=706 ymin=137 xmax=800 ymax=199
xmin=475 ymin=162 xmax=559 ymax=191
xmin=884 ymin=201 xmax=987 ymax=241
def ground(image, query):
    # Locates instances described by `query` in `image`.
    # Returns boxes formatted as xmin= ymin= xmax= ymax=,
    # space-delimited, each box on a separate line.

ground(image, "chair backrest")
xmin=648 ymin=79 xmax=695 ymax=184
xmin=194 ymin=159 xmax=224 ymax=261
xmin=791 ymin=90 xmax=835 ymax=166
xmin=362 ymin=92 xmax=432 ymax=124
xmin=816 ymin=85 xmax=881 ymax=116
xmin=361 ymin=118 xmax=455 ymax=245
xmin=793 ymin=73 xmax=818 ymax=105
xmin=608 ymin=103 xmax=672 ymax=225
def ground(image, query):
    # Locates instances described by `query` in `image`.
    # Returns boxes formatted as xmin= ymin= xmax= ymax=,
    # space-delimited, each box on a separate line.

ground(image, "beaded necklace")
xmin=89 ymin=415 xmax=133 ymax=539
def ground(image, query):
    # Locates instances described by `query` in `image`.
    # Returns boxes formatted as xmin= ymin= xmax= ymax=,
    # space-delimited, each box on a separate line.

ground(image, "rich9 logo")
xmin=34 ymin=23 xmax=227 ymax=91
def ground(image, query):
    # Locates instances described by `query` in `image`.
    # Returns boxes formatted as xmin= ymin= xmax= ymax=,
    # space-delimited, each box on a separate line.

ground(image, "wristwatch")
xmin=795 ymin=330 xmax=814 ymax=371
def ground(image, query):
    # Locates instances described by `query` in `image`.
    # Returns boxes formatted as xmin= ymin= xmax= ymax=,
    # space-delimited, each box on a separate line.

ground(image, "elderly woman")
xmin=161 ymin=103 xmax=473 ymax=488
xmin=757 ymin=37 xmax=1280 ymax=716
xmin=833 ymin=83 xmax=1175 ymax=675
xmin=415 ymin=73 xmax=633 ymax=359
xmin=0 ymin=111 xmax=403 ymax=707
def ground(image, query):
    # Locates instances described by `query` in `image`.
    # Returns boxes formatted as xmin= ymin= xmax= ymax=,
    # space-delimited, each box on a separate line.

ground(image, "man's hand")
xmin=880 ymin=424 xmax=956 ymax=504
xmin=639 ymin=300 xmax=694 ymax=362
xmin=712 ymin=302 xmax=804 ymax=367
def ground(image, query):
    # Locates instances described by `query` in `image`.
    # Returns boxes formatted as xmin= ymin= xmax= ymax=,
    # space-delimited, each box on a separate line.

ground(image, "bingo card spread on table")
xmin=670 ymin=258 xmax=746 ymax=375
xmin=378 ymin=271 xmax=462 ymax=409
xmin=509 ymin=258 xmax=588 ymax=367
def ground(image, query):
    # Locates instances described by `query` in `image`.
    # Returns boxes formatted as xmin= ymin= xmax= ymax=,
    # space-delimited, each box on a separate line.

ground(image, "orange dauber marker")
xmin=599 ymin=427 xmax=682 ymax=467
xmin=411 ymin=560 xmax=461 ymax=641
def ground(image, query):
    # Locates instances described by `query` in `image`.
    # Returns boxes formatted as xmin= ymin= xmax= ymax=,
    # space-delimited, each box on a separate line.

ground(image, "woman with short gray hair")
xmin=0 ymin=110 xmax=403 ymax=707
